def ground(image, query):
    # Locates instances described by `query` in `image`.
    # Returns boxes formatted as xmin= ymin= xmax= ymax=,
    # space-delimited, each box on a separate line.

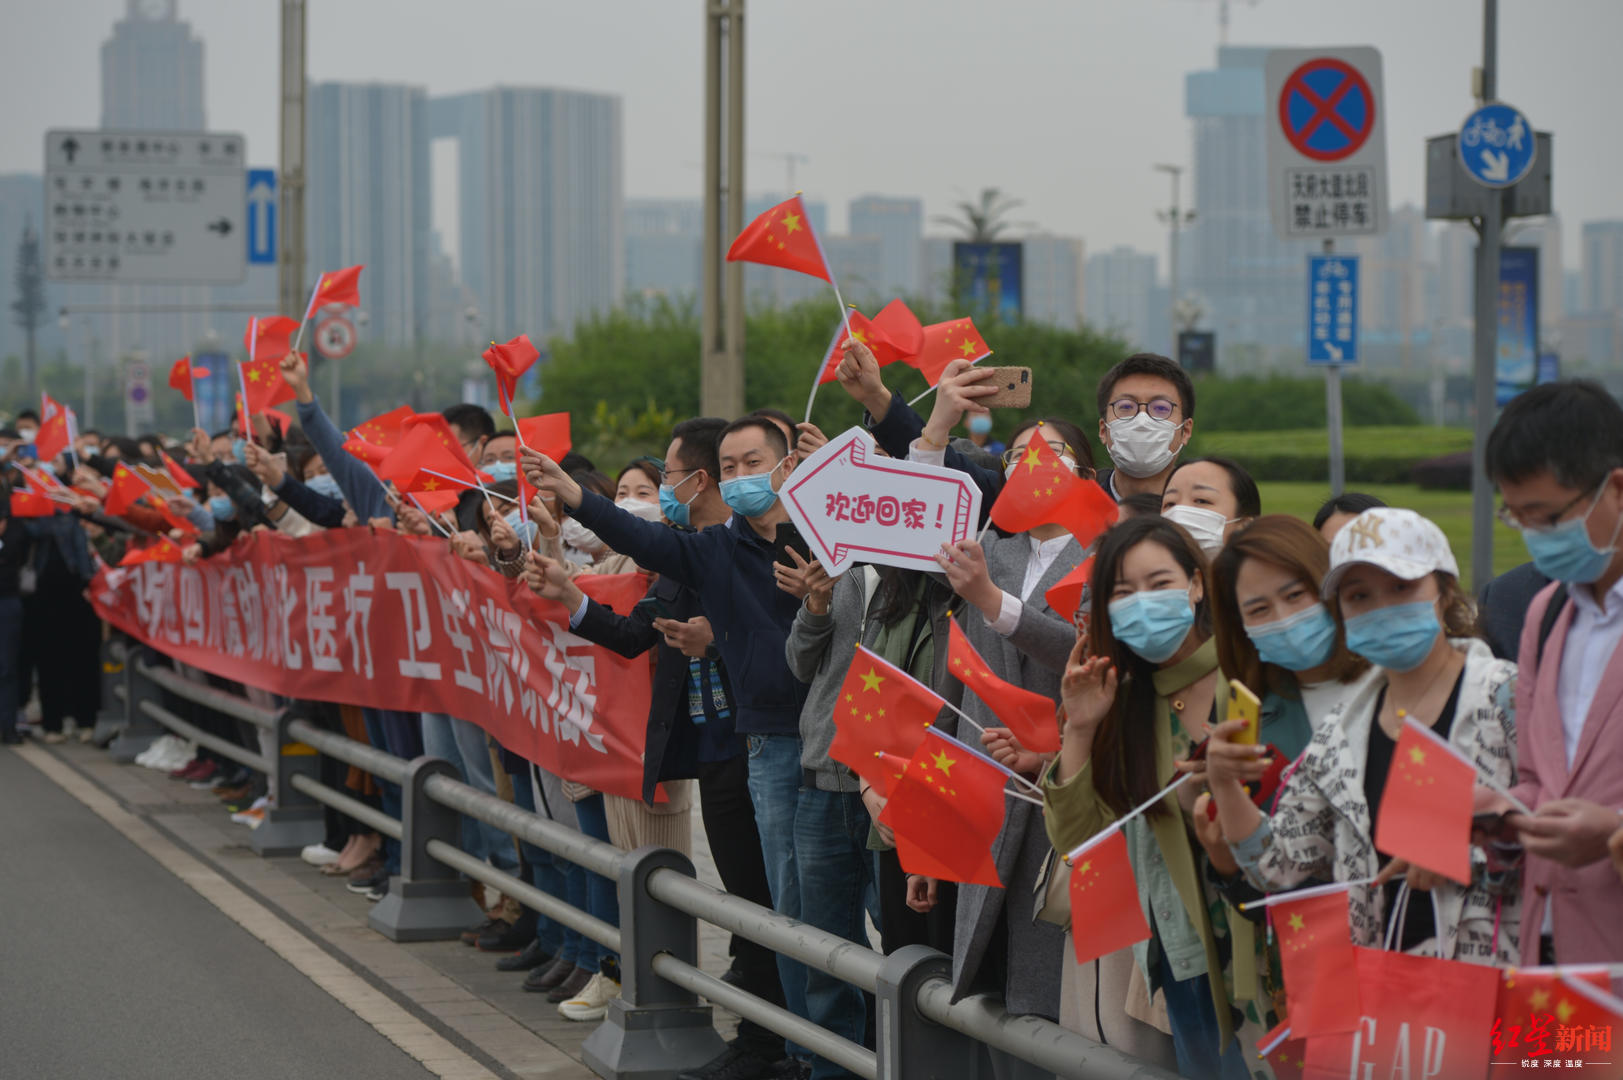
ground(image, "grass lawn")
xmin=1255 ymin=482 xmax=1527 ymax=580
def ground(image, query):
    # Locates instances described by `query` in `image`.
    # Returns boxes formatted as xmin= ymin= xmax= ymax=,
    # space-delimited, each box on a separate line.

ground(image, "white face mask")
xmin=1106 ymin=413 xmax=1182 ymax=478
xmin=18 ymin=428 xmax=36 ymax=444
xmin=558 ymin=516 xmax=602 ymax=554
xmin=616 ymin=497 xmax=662 ymax=522
xmin=1162 ymin=504 xmax=1231 ymax=557
xmin=1004 ymin=454 xmax=1078 ymax=481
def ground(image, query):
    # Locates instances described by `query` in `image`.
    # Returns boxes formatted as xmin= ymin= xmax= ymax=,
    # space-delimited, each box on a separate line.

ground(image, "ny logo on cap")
xmin=1346 ymin=514 xmax=1385 ymax=551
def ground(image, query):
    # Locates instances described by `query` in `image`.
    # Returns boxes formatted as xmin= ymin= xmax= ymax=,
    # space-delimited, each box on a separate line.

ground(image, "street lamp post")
xmin=1155 ymin=164 xmax=1197 ymax=360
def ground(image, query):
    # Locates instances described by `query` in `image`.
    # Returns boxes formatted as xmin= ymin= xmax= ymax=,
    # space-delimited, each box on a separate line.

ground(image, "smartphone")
xmin=1226 ymin=679 xmax=1262 ymax=745
xmin=774 ymin=522 xmax=812 ymax=568
xmin=981 ymin=366 xmax=1033 ymax=409
xmin=635 ymin=595 xmax=674 ymax=621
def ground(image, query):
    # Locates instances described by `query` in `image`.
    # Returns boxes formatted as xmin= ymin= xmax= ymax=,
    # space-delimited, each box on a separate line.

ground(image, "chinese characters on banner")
xmin=89 ymin=529 xmax=656 ymax=803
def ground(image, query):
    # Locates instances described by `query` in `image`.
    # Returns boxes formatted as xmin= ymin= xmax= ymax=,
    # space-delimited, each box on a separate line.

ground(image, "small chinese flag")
xmin=1066 ymin=828 xmax=1150 ymax=964
xmin=1274 ymin=889 xmax=1361 ymax=1038
xmin=726 ymin=194 xmax=830 ymax=282
xmin=234 ymin=396 xmax=293 ymax=437
xmin=144 ymin=491 xmax=199 ymax=537
xmin=880 ymin=729 xmax=1007 ymax=887
xmin=1256 ymin=1024 xmax=1308 ymax=1080
xmin=1044 ymin=556 xmax=1094 ymax=623
xmin=989 ymin=434 xmax=1119 ymax=548
xmin=343 ymin=404 xmax=416 ymax=465
xmin=36 ymin=393 xmax=72 ymax=463
xmin=817 ymin=299 xmax=924 ymax=384
xmin=947 ymin=619 xmax=1060 ymax=753
xmin=119 ymin=537 xmax=186 ymax=566
xmin=869 ymin=749 xmax=912 ymax=799
xmin=1488 ymin=969 xmax=1618 ymax=1079
xmin=515 ymin=411 xmax=572 ymax=513
xmin=482 ymin=334 xmax=541 ymax=413
xmin=168 ymin=356 xmax=210 ymax=401
xmin=9 ymin=487 xmax=57 ymax=518
xmin=828 ymin=645 xmax=948 ymax=795
xmin=374 ymin=414 xmax=491 ymax=495
xmin=244 ymin=315 xmax=301 ymax=359
xmin=311 ymin=264 xmax=364 ymax=310
xmin=410 ymin=488 xmax=461 ymax=516
xmin=160 ymin=450 xmax=199 ymax=491
xmin=19 ymin=463 xmax=68 ymax=496
xmin=909 ymin=317 xmax=992 ymax=385
xmin=102 ymin=463 xmax=151 ymax=518
xmin=1374 ymin=718 xmax=1477 ymax=884
xmin=239 ymin=349 xmax=296 ymax=415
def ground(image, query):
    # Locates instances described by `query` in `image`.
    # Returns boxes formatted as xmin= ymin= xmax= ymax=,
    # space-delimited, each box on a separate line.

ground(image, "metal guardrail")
xmin=105 ymin=636 xmax=1182 ymax=1080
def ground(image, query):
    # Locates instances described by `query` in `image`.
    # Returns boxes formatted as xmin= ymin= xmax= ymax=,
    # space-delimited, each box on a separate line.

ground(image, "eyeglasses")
xmin=1001 ymin=441 xmax=1074 ymax=467
xmin=1108 ymin=396 xmax=1179 ymax=422
xmin=1496 ymin=485 xmax=1595 ymax=533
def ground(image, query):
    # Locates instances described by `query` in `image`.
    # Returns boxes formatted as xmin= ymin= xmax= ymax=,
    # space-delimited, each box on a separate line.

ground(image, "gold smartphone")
xmin=1226 ymin=679 xmax=1261 ymax=745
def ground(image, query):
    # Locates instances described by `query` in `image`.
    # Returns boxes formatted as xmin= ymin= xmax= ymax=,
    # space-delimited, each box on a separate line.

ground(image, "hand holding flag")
xmin=1373 ymin=717 xmax=1481 ymax=884
xmin=482 ymin=334 xmax=541 ymax=414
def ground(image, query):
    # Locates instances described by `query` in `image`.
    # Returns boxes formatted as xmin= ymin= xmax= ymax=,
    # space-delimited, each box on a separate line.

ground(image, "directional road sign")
xmin=44 ymin=129 xmax=247 ymax=285
xmin=1264 ymin=48 xmax=1388 ymax=240
xmin=1307 ymin=254 xmax=1359 ymax=365
xmin=246 ymin=168 xmax=277 ymax=265
xmin=1457 ymin=102 xmax=1536 ymax=189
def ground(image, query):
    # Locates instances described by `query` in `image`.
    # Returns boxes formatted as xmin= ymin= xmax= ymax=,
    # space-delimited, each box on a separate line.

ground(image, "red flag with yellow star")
xmin=947 ymin=619 xmax=1060 ymax=753
xmin=239 ymin=348 xmax=296 ymax=415
xmin=374 ymin=414 xmax=492 ymax=496
xmin=9 ymin=487 xmax=57 ymax=518
xmin=144 ymin=490 xmax=200 ymax=537
xmin=1256 ymin=1023 xmax=1308 ymax=1080
xmin=1273 ymin=888 xmax=1361 ymax=1038
xmin=36 ymin=393 xmax=73 ymax=463
xmin=909 ymin=317 xmax=992 ymax=385
xmin=1374 ymin=717 xmax=1476 ymax=884
xmin=102 ymin=462 xmax=152 ymax=518
xmin=1066 ymin=828 xmax=1150 ymax=964
xmin=989 ymin=434 xmax=1118 ymax=547
xmin=1044 ymin=556 xmax=1094 ymax=623
xmin=343 ymin=405 xmax=416 ymax=465
xmin=880 ymin=728 xmax=1007 ymax=887
xmin=160 ymin=450 xmax=199 ymax=491
xmin=482 ymin=333 xmax=541 ymax=413
xmin=243 ymin=316 xmax=301 ymax=359
xmin=1489 ymin=969 xmax=1619 ymax=1078
xmin=726 ymin=195 xmax=830 ymax=282
xmin=816 ymin=299 xmax=924 ymax=384
xmin=515 ymin=412 xmax=572 ymax=514
xmin=119 ymin=536 xmax=187 ymax=566
xmin=309 ymin=264 xmax=363 ymax=311
xmin=828 ymin=645 xmax=947 ymax=796
xmin=168 ymin=356 xmax=210 ymax=401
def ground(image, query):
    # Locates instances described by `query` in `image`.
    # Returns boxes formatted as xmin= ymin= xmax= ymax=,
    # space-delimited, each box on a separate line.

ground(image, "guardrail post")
xmin=874 ymin=945 xmax=987 ymax=1080
xmin=250 ymin=707 xmax=327 ymax=857
xmin=368 ymin=756 xmax=484 ymax=942
xmin=582 ymin=848 xmax=726 ymax=1080
xmin=107 ymin=647 xmax=164 ymax=763
xmin=90 ymin=635 xmax=127 ymax=747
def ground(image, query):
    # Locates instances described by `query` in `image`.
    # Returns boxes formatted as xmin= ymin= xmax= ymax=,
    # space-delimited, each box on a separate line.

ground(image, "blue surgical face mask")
xmin=230 ymin=438 xmax=247 ymax=464
xmin=503 ymin=509 xmax=538 ymax=548
xmin=658 ymin=471 xmax=701 ymax=527
xmin=485 ymin=460 xmax=517 ymax=483
xmin=968 ymin=414 xmax=994 ymax=437
xmin=1342 ymin=599 xmax=1441 ymax=673
xmin=1520 ymin=484 xmax=1623 ymax=584
xmin=208 ymin=495 xmax=236 ymax=522
xmin=305 ymin=473 xmax=342 ymax=501
xmin=1246 ymin=602 xmax=1338 ymax=673
xmin=719 ymin=458 xmax=785 ymax=518
xmin=1108 ymin=586 xmax=1196 ymax=664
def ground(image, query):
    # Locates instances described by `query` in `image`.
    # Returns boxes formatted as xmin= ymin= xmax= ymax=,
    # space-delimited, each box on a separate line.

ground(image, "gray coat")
xmin=949 ymin=530 xmax=1085 ymax=1020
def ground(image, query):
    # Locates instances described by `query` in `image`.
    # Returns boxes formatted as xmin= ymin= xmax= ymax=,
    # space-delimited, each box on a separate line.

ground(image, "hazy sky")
xmin=3 ymin=0 xmax=1618 ymax=272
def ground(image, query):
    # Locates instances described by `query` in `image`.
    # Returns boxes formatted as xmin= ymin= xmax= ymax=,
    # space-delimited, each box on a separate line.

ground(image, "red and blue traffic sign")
xmin=1279 ymin=57 xmax=1376 ymax=162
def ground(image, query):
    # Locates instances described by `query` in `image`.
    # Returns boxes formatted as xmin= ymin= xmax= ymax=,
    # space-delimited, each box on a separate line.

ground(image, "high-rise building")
xmin=849 ymin=196 xmax=923 ymax=299
xmin=306 ymin=82 xmax=432 ymax=347
xmin=1184 ymin=46 xmax=1317 ymax=358
xmin=1085 ymin=246 xmax=1159 ymax=350
xmin=429 ymin=87 xmax=623 ymax=342
xmin=624 ymin=199 xmax=701 ymax=302
xmin=1022 ymin=234 xmax=1085 ymax=329
xmin=1580 ymin=220 xmax=1623 ymax=315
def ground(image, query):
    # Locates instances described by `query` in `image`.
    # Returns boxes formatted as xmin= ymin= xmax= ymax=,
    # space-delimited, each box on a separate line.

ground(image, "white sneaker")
xmin=301 ymin=844 xmax=341 ymax=867
xmin=558 ymin=972 xmax=620 ymax=1022
xmin=62 ymin=718 xmax=79 ymax=739
xmin=161 ymin=740 xmax=196 ymax=771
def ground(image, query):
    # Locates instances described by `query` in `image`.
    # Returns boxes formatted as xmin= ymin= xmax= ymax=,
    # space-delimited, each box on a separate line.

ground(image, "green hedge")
xmin=1190 ymin=427 xmax=1474 ymax=485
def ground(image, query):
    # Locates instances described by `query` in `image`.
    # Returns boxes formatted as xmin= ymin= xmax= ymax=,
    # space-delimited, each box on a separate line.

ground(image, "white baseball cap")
xmin=1321 ymin=507 xmax=1460 ymax=599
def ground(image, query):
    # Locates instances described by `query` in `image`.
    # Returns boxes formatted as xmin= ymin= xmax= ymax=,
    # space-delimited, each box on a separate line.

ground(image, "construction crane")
xmin=754 ymin=150 xmax=809 ymax=197
xmin=1181 ymin=0 xmax=1259 ymax=45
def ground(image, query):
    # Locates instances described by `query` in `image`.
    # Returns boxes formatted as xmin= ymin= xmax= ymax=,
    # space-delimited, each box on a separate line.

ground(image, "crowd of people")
xmin=3 ymin=341 xmax=1622 ymax=1080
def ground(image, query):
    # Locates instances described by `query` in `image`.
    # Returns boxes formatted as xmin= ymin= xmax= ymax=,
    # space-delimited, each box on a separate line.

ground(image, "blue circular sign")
xmin=1457 ymin=102 xmax=1536 ymax=189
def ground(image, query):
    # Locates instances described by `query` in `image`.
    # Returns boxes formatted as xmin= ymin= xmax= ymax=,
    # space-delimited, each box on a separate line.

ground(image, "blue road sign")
xmin=1496 ymin=246 xmax=1539 ymax=406
xmin=1458 ymin=103 xmax=1536 ymax=189
xmin=1307 ymin=254 xmax=1359 ymax=365
xmin=246 ymin=168 xmax=276 ymax=265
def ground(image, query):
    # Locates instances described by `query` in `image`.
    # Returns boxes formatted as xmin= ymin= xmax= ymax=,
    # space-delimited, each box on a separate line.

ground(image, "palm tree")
xmin=930 ymin=188 xmax=1029 ymax=242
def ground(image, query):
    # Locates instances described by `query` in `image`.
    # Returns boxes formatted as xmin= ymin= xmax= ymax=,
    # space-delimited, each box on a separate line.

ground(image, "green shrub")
xmin=1193 ymin=375 xmax=1420 ymax=432
xmin=1190 ymin=427 xmax=1474 ymax=485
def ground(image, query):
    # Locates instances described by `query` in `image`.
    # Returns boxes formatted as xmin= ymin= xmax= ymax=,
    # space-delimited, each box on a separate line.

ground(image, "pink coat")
xmin=1511 ymin=582 xmax=1623 ymax=969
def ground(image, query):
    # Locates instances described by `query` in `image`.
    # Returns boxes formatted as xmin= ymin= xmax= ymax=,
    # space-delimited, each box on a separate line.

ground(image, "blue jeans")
xmin=572 ymin=793 xmax=620 ymax=976
xmin=362 ymin=708 xmax=422 ymax=876
xmin=746 ymin=734 xmax=810 ymax=1058
xmin=420 ymin=713 xmax=487 ymax=864
xmin=794 ymin=787 xmax=875 ymax=1079
xmin=0 ymin=596 xmax=20 ymax=739
xmin=1160 ymin=960 xmax=1250 ymax=1080
xmin=511 ymin=773 xmax=565 ymax=958
xmin=420 ymin=713 xmax=515 ymax=870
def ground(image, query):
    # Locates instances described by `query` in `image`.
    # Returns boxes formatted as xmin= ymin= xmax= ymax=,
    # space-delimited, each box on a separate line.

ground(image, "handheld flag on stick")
xmin=1270 ymin=887 xmax=1362 ymax=1038
xmin=343 ymin=405 xmax=416 ymax=465
xmin=815 ymin=300 xmax=923 ymax=385
xmin=879 ymin=728 xmax=1011 ymax=887
xmin=989 ymin=433 xmax=1118 ymax=549
xmin=1044 ymin=556 xmax=1095 ymax=623
xmin=292 ymin=264 xmax=364 ymax=354
xmin=36 ymin=393 xmax=73 ymax=464
xmin=1065 ymin=829 xmax=1150 ymax=965
xmin=906 ymin=317 xmax=994 ymax=404
xmin=1374 ymin=716 xmax=1485 ymax=884
xmin=828 ymin=645 xmax=948 ymax=796
xmin=169 ymin=356 xmax=211 ymax=430
xmin=946 ymin=619 xmax=1061 ymax=753
xmin=9 ymin=486 xmax=58 ymax=518
xmin=103 ymin=462 xmax=153 ymax=518
xmin=482 ymin=334 xmax=541 ymax=417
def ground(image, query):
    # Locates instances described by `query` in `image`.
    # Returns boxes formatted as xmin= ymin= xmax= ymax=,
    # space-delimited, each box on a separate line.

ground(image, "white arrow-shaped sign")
xmin=1479 ymin=149 xmax=1510 ymax=183
xmin=781 ymin=427 xmax=982 ymax=576
xmin=1323 ymin=341 xmax=1343 ymax=361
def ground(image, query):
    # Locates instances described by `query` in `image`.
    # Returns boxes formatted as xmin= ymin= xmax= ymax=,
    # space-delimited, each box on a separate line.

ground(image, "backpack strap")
xmin=1535 ymin=583 xmax=1570 ymax=668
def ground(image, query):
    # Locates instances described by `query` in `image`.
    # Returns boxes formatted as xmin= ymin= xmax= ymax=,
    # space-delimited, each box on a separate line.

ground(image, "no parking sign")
xmin=1265 ymin=47 xmax=1388 ymax=241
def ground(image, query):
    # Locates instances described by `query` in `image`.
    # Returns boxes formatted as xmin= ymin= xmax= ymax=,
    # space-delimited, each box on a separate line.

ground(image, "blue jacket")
xmin=272 ymin=472 xmax=347 ymax=528
xmin=295 ymin=397 xmax=392 ymax=524
xmin=569 ymin=491 xmax=808 ymax=736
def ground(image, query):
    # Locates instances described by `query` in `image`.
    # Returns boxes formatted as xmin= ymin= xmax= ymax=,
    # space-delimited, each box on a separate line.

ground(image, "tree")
xmin=10 ymin=217 xmax=46 ymax=403
xmin=930 ymin=187 xmax=1029 ymax=243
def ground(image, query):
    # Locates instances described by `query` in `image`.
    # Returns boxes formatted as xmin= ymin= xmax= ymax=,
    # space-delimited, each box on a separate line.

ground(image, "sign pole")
xmin=1469 ymin=0 xmax=1501 ymax=592
xmin=1323 ymin=238 xmax=1346 ymax=497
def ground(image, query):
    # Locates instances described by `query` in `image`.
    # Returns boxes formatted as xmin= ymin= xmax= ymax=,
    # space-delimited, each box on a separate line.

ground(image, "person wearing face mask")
xmin=1046 ymin=517 xmax=1260 ymax=1079
xmin=1483 ymin=381 xmax=1623 ymax=973
xmin=1094 ymin=355 xmax=1195 ymax=502
xmin=1160 ymin=457 xmax=1260 ymax=559
xmin=964 ymin=412 xmax=1005 ymax=456
xmin=524 ymin=416 xmax=822 ymax=1074
xmin=1208 ymin=508 xmax=1520 ymax=973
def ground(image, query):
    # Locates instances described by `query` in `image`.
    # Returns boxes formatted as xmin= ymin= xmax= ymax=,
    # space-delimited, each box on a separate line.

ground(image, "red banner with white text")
xmin=88 ymin=528 xmax=655 ymax=803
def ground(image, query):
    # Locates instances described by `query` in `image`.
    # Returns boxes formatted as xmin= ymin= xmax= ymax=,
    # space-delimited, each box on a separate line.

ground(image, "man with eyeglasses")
xmin=1482 ymin=379 xmax=1623 ymax=975
xmin=1093 ymin=353 xmax=1196 ymax=503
